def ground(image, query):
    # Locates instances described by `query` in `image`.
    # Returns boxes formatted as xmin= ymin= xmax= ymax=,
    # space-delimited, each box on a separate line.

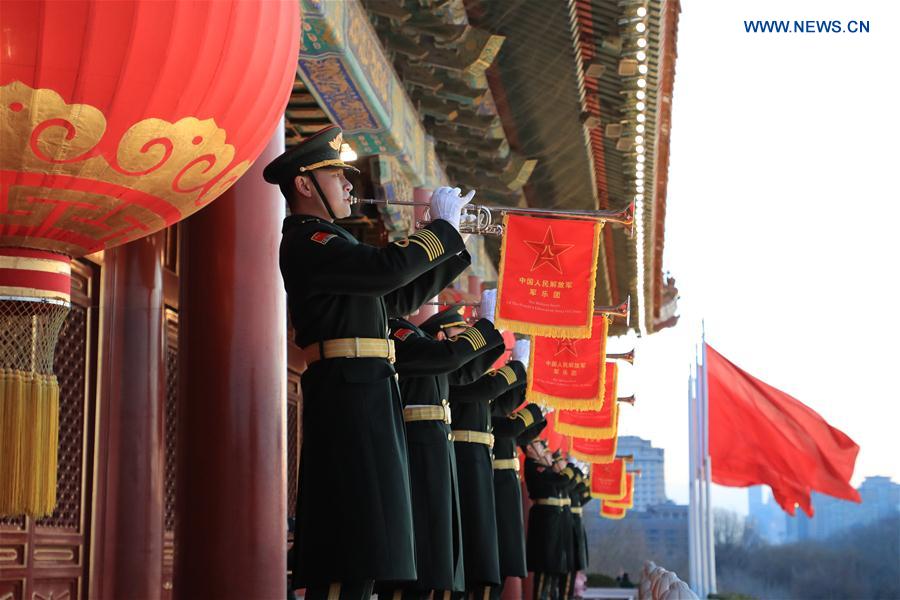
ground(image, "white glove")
xmin=430 ymin=186 xmax=476 ymax=231
xmin=512 ymin=338 xmax=531 ymax=365
xmin=479 ymin=288 xmax=497 ymax=324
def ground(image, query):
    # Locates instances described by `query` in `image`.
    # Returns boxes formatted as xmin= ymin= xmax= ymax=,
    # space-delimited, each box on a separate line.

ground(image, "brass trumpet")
xmin=595 ymin=297 xmax=631 ymax=323
xmin=608 ymin=349 xmax=635 ymax=364
xmin=426 ymin=297 xmax=630 ymax=324
xmin=350 ymin=196 xmax=635 ymax=237
xmin=617 ymin=394 xmax=636 ymax=405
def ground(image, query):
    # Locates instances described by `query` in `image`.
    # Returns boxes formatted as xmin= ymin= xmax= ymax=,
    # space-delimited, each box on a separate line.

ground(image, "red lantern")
xmin=0 ymin=0 xmax=300 ymax=517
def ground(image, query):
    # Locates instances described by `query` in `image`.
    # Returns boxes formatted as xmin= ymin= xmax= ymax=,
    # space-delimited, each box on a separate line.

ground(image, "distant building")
xmin=616 ymin=436 xmax=668 ymax=511
xmin=582 ymin=501 xmax=689 ymax=575
xmin=632 ymin=502 xmax=689 ymax=559
xmin=748 ymin=486 xmax=787 ymax=544
xmin=780 ymin=476 xmax=900 ymax=542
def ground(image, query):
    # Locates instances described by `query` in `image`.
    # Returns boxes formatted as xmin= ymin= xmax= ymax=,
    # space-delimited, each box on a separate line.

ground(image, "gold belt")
xmin=492 ymin=458 xmax=520 ymax=472
xmin=534 ymin=497 xmax=571 ymax=507
xmin=404 ymin=403 xmax=452 ymax=425
xmin=452 ymin=430 xmax=494 ymax=448
xmin=303 ymin=338 xmax=395 ymax=365
xmin=571 ymin=507 xmax=583 ymax=515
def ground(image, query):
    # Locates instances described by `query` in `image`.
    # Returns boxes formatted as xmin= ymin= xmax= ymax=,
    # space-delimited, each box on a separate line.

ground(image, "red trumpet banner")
xmin=495 ymin=214 xmax=602 ymax=338
xmin=600 ymin=502 xmax=627 ymax=520
xmin=606 ymin=472 xmax=635 ymax=509
xmin=526 ymin=316 xmax=609 ymax=410
xmin=590 ymin=458 xmax=627 ymax=499
xmin=571 ymin=430 xmax=618 ymax=464
xmin=555 ymin=363 xmax=619 ymax=437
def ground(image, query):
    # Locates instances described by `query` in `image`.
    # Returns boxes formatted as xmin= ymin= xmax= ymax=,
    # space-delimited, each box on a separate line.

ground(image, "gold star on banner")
xmin=523 ymin=227 xmax=575 ymax=274
xmin=555 ymin=338 xmax=579 ymax=357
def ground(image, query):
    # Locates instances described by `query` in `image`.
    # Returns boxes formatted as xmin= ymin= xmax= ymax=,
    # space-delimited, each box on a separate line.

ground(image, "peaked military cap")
xmin=419 ymin=308 xmax=468 ymax=337
xmin=263 ymin=124 xmax=359 ymax=184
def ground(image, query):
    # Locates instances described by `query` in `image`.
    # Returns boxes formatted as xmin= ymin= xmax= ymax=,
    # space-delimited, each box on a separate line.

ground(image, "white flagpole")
xmin=696 ymin=354 xmax=709 ymax=597
xmin=688 ymin=366 xmax=701 ymax=596
xmin=702 ymin=324 xmax=717 ymax=594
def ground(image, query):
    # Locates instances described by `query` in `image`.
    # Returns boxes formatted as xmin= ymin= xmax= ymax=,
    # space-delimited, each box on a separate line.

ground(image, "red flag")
xmin=591 ymin=459 xmax=626 ymax=499
xmin=555 ymin=363 xmax=618 ymax=437
xmin=495 ymin=214 xmax=602 ymax=338
xmin=606 ymin=472 xmax=635 ymax=509
xmin=600 ymin=502 xmax=627 ymax=520
xmin=706 ymin=343 xmax=861 ymax=516
xmin=526 ymin=316 xmax=609 ymax=409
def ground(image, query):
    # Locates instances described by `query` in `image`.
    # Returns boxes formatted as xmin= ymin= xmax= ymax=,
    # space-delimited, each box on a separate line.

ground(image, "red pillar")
xmin=92 ymin=233 xmax=165 ymax=599
xmin=174 ymin=130 xmax=287 ymax=599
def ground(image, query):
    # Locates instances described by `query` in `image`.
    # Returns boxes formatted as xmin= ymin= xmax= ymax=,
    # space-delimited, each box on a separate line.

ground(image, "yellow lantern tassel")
xmin=0 ymin=369 xmax=59 ymax=518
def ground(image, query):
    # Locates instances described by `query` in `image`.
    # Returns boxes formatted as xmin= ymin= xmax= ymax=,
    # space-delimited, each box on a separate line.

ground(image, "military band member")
xmin=523 ymin=443 xmax=576 ymax=600
xmin=267 ymin=124 xmax=477 ymax=600
xmin=557 ymin=462 xmax=582 ymax=600
xmin=382 ymin=300 xmax=506 ymax=600
xmin=489 ymin=365 xmax=547 ymax=600
xmin=448 ymin=309 xmax=529 ymax=600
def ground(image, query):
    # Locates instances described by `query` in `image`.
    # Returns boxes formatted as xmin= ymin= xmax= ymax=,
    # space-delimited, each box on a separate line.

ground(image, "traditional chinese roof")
xmin=287 ymin=0 xmax=680 ymax=336
xmin=360 ymin=0 xmax=534 ymax=206
xmin=465 ymin=0 xmax=681 ymax=335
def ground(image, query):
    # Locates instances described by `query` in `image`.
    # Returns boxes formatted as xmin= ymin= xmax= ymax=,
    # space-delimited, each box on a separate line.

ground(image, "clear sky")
xmin=608 ymin=0 xmax=900 ymax=515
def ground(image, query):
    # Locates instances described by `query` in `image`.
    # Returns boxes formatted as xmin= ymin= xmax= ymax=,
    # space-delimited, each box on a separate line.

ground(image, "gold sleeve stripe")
xmin=412 ymin=229 xmax=438 ymax=255
xmin=498 ymin=366 xmax=516 ymax=385
xmin=410 ymin=230 xmax=441 ymax=261
xmin=563 ymin=467 xmax=575 ymax=479
xmin=466 ymin=327 xmax=487 ymax=348
xmin=517 ymin=409 xmax=535 ymax=428
xmin=458 ymin=331 xmax=484 ymax=351
xmin=407 ymin=237 xmax=435 ymax=260
xmin=456 ymin=332 xmax=479 ymax=351
xmin=417 ymin=229 xmax=445 ymax=256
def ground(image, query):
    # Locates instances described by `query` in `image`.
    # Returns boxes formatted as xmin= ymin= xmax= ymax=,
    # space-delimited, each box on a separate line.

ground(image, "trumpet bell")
xmin=608 ymin=349 xmax=635 ymax=364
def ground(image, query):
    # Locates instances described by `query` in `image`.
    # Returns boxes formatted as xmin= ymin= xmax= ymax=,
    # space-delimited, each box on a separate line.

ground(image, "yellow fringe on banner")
xmin=600 ymin=506 xmax=627 ymax=520
xmin=0 ymin=368 xmax=60 ymax=518
xmin=571 ymin=435 xmax=619 ymax=469
xmin=525 ymin=317 xmax=609 ymax=412
xmin=524 ymin=389 xmax=603 ymax=411
xmin=554 ymin=404 xmax=618 ymax=439
xmin=607 ymin=497 xmax=634 ymax=510
xmin=494 ymin=215 xmax=603 ymax=339
xmin=574 ymin=449 xmax=617 ymax=467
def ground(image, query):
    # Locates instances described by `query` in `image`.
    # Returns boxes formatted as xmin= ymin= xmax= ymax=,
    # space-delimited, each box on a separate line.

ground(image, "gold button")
xmin=448 ymin=433 xmax=453 ymax=441
xmin=442 ymin=399 xmax=448 ymax=406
